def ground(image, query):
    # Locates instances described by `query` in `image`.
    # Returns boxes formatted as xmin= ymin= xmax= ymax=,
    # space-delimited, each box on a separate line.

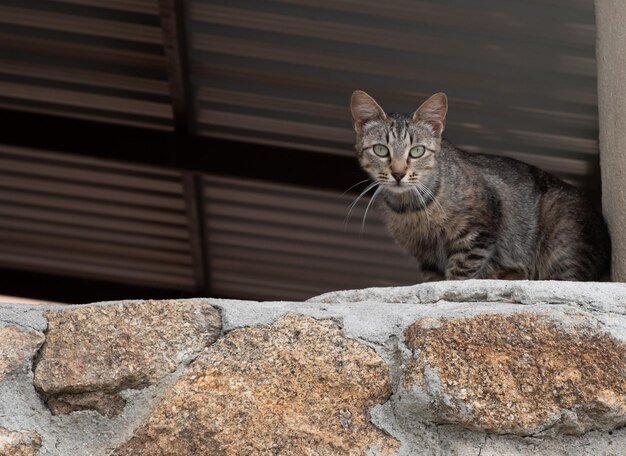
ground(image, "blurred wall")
xmin=596 ymin=0 xmax=626 ymax=281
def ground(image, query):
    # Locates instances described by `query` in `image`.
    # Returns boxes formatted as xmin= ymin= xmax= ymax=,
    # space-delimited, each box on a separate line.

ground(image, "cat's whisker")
xmin=344 ymin=181 xmax=379 ymax=232
xmin=412 ymin=187 xmax=430 ymax=226
xmin=360 ymin=186 xmax=383 ymax=234
xmin=338 ymin=179 xmax=371 ymax=198
xmin=426 ymin=187 xmax=447 ymax=218
xmin=415 ymin=183 xmax=435 ymax=210
xmin=416 ymin=181 xmax=447 ymax=219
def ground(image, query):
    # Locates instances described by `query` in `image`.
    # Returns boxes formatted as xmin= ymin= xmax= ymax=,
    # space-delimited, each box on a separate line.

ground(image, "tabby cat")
xmin=350 ymin=91 xmax=610 ymax=281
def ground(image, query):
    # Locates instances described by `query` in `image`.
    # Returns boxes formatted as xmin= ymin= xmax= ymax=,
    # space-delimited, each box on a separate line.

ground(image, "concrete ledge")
xmin=0 ymin=281 xmax=624 ymax=455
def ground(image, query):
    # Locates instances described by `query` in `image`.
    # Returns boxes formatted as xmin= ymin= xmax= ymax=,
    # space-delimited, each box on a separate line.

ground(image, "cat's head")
xmin=350 ymin=91 xmax=447 ymax=194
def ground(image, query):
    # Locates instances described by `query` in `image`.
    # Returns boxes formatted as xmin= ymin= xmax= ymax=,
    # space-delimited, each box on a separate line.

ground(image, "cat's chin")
xmin=382 ymin=184 xmax=412 ymax=195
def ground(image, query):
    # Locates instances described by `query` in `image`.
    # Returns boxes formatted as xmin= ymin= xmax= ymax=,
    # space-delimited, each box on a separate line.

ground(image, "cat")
xmin=350 ymin=90 xmax=611 ymax=281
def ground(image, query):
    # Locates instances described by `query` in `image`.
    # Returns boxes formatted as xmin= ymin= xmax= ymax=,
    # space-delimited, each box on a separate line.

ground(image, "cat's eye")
xmin=372 ymin=144 xmax=390 ymax=157
xmin=409 ymin=146 xmax=426 ymax=158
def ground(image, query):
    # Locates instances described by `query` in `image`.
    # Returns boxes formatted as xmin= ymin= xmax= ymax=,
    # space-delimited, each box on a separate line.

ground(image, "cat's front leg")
xmin=420 ymin=268 xmax=445 ymax=282
xmin=444 ymin=231 xmax=496 ymax=280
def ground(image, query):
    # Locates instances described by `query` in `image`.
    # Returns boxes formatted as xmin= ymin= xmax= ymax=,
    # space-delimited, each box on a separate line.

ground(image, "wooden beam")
xmin=158 ymin=0 xmax=192 ymax=134
xmin=157 ymin=0 xmax=209 ymax=294
xmin=182 ymin=173 xmax=210 ymax=295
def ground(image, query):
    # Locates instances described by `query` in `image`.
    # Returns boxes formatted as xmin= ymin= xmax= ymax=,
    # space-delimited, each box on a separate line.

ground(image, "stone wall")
xmin=0 ymin=280 xmax=624 ymax=455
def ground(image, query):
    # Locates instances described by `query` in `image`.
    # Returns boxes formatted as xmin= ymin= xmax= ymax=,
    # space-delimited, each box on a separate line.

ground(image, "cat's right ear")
xmin=351 ymin=90 xmax=387 ymax=133
xmin=412 ymin=92 xmax=448 ymax=136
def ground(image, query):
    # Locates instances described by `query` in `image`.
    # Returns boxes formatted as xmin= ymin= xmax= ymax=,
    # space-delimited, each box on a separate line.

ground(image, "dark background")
xmin=0 ymin=0 xmax=599 ymax=303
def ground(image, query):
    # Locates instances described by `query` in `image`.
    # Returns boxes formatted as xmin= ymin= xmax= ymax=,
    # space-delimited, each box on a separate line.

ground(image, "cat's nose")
xmin=392 ymin=172 xmax=405 ymax=182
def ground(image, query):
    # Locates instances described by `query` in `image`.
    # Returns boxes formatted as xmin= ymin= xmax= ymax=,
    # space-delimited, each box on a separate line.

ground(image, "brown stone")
xmin=113 ymin=313 xmax=398 ymax=455
xmin=33 ymin=299 xmax=221 ymax=417
xmin=48 ymin=391 xmax=126 ymax=418
xmin=0 ymin=325 xmax=44 ymax=382
xmin=0 ymin=427 xmax=41 ymax=456
xmin=403 ymin=312 xmax=626 ymax=435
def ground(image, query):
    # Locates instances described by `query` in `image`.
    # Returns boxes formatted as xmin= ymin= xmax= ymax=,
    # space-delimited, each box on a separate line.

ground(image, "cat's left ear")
xmin=412 ymin=92 xmax=448 ymax=136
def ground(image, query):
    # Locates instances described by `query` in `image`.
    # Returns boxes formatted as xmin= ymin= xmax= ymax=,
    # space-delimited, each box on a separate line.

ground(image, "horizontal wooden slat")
xmin=0 ymin=5 xmax=162 ymax=44
xmin=0 ymin=201 xmax=186 ymax=239
xmin=0 ymin=81 xmax=171 ymax=119
xmin=0 ymin=172 xmax=184 ymax=210
xmin=0 ymin=144 xmax=181 ymax=178
xmin=0 ymin=60 xmax=169 ymax=95
xmin=49 ymin=0 xmax=159 ymax=15
xmin=0 ymin=146 xmax=196 ymax=292
xmin=0 ymin=229 xmax=192 ymax=266
xmin=0 ymin=189 xmax=186 ymax=225
xmin=0 ymin=153 xmax=183 ymax=193
xmin=0 ymin=251 xmax=193 ymax=289
xmin=0 ymin=32 xmax=166 ymax=69
xmin=0 ymin=217 xmax=190 ymax=252
xmin=0 ymin=0 xmax=172 ymax=130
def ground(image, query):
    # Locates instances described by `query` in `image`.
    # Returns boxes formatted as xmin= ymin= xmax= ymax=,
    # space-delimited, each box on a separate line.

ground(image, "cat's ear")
xmin=351 ymin=90 xmax=387 ymax=132
xmin=412 ymin=92 xmax=448 ymax=136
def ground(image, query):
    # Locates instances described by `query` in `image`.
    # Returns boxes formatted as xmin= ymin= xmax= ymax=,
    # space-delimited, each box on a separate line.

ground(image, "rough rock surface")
xmin=0 ymin=427 xmax=41 ymax=456
xmin=33 ymin=299 xmax=221 ymax=416
xmin=309 ymin=279 xmax=626 ymax=314
xmin=402 ymin=311 xmax=626 ymax=435
xmin=113 ymin=313 xmax=398 ymax=455
xmin=47 ymin=391 xmax=127 ymax=418
xmin=0 ymin=325 xmax=44 ymax=382
xmin=1 ymin=281 xmax=625 ymax=456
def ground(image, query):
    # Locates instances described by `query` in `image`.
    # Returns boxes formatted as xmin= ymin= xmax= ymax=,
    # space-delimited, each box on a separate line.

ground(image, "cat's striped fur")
xmin=351 ymin=91 xmax=610 ymax=281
